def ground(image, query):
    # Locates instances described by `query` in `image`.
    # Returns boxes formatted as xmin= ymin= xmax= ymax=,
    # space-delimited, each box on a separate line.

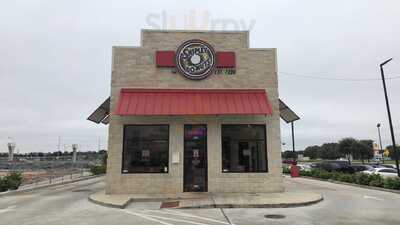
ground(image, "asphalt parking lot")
xmin=1 ymin=176 xmax=400 ymax=225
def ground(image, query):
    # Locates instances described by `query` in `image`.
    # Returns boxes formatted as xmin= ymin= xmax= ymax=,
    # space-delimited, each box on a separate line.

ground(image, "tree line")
xmin=282 ymin=137 xmax=399 ymax=163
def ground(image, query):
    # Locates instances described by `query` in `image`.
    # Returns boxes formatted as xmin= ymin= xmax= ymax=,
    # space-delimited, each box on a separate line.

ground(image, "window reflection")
xmin=222 ymin=125 xmax=268 ymax=173
xmin=122 ymin=125 xmax=169 ymax=173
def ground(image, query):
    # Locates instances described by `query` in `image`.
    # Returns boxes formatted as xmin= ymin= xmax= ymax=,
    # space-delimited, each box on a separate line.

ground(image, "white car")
xmin=361 ymin=168 xmax=399 ymax=178
xmin=382 ymin=164 xmax=397 ymax=169
xmin=290 ymin=164 xmax=312 ymax=172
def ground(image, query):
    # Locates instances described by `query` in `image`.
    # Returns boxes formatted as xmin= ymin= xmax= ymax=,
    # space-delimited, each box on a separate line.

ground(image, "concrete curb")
xmin=178 ymin=197 xmax=324 ymax=209
xmin=300 ymin=176 xmax=400 ymax=194
xmin=0 ymin=174 xmax=105 ymax=197
xmin=88 ymin=195 xmax=132 ymax=209
xmin=88 ymin=191 xmax=323 ymax=209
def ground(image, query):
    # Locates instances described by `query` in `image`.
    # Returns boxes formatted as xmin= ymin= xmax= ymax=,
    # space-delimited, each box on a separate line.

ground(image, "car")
xmin=351 ymin=164 xmax=373 ymax=172
xmin=369 ymin=163 xmax=385 ymax=168
xmin=309 ymin=163 xmax=320 ymax=168
xmin=298 ymin=164 xmax=312 ymax=171
xmin=361 ymin=168 xmax=399 ymax=178
xmin=382 ymin=164 xmax=397 ymax=169
xmin=315 ymin=161 xmax=355 ymax=173
xmin=282 ymin=159 xmax=295 ymax=164
xmin=290 ymin=164 xmax=312 ymax=172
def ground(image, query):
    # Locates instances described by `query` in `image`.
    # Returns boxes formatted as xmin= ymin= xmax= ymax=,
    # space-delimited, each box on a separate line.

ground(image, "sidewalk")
xmin=89 ymin=190 xmax=323 ymax=209
xmin=0 ymin=173 xmax=102 ymax=197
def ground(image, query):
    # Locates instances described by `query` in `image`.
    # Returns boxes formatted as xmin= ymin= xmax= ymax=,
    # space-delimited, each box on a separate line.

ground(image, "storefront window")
xmin=122 ymin=125 xmax=169 ymax=173
xmin=222 ymin=125 xmax=268 ymax=173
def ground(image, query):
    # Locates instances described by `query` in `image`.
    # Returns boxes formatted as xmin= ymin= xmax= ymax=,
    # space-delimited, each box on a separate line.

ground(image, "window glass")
xmin=122 ymin=125 xmax=169 ymax=173
xmin=222 ymin=125 xmax=268 ymax=173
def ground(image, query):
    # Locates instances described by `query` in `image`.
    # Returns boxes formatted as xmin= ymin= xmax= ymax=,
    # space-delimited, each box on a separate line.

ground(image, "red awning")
xmin=115 ymin=89 xmax=273 ymax=116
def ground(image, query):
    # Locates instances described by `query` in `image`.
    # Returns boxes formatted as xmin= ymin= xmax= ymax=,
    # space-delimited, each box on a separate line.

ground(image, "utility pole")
xmin=57 ymin=136 xmax=61 ymax=152
xmin=7 ymin=143 xmax=16 ymax=161
xmin=291 ymin=122 xmax=295 ymax=153
xmin=291 ymin=121 xmax=297 ymax=163
xmin=72 ymin=144 xmax=78 ymax=164
xmin=379 ymin=58 xmax=399 ymax=177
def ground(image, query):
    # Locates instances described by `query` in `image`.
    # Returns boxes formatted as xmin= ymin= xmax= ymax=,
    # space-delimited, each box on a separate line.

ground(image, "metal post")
xmin=72 ymin=144 xmax=78 ymax=164
xmin=7 ymin=143 xmax=15 ymax=162
xmin=377 ymin=123 xmax=384 ymax=163
xmin=380 ymin=58 xmax=400 ymax=177
xmin=57 ymin=136 xmax=61 ymax=152
xmin=291 ymin=122 xmax=295 ymax=152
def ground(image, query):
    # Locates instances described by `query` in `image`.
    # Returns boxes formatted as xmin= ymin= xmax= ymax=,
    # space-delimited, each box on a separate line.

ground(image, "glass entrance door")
xmin=184 ymin=125 xmax=207 ymax=192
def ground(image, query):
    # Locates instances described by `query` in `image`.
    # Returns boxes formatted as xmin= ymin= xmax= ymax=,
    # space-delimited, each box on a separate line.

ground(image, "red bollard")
xmin=290 ymin=161 xmax=300 ymax=177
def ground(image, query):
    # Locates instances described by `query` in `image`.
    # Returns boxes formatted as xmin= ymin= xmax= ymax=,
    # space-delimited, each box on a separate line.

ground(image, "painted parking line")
xmin=120 ymin=208 xmax=232 ymax=225
xmin=155 ymin=209 xmax=231 ymax=225
xmin=363 ymin=195 xmax=384 ymax=201
xmin=122 ymin=210 xmax=174 ymax=225
xmin=135 ymin=213 xmax=216 ymax=225
xmin=0 ymin=205 xmax=16 ymax=214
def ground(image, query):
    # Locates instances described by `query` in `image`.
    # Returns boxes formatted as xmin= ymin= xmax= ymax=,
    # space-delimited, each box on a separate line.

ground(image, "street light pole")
xmin=291 ymin=122 xmax=295 ymax=153
xmin=291 ymin=121 xmax=297 ymax=163
xmin=377 ymin=123 xmax=384 ymax=163
xmin=379 ymin=58 xmax=400 ymax=177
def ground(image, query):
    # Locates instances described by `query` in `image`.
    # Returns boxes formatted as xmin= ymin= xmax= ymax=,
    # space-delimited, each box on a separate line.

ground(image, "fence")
xmin=0 ymin=156 xmax=104 ymax=191
xmin=18 ymin=169 xmax=93 ymax=190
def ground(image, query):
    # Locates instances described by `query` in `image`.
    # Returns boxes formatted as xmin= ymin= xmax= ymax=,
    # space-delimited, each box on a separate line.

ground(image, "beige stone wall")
xmin=106 ymin=30 xmax=283 ymax=194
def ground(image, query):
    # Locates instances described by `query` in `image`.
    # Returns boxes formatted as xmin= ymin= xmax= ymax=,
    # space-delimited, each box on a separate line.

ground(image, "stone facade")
xmin=106 ymin=30 xmax=283 ymax=194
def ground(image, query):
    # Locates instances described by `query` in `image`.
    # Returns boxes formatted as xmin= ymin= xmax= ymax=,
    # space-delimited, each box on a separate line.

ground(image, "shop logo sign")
xmin=176 ymin=39 xmax=216 ymax=80
xmin=156 ymin=40 xmax=236 ymax=80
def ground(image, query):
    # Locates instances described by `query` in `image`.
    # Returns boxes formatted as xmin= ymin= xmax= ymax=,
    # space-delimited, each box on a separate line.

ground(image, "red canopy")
xmin=115 ymin=89 xmax=273 ymax=116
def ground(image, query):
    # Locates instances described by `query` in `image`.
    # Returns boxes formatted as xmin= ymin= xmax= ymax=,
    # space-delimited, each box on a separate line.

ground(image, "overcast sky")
xmin=1 ymin=0 xmax=399 ymax=153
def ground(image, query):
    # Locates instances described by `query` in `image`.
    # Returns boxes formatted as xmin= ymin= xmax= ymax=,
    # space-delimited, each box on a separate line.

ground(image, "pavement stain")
xmin=8 ymin=191 xmax=33 ymax=196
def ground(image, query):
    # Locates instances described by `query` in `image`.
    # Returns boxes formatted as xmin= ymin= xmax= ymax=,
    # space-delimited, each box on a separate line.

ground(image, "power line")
xmin=279 ymin=71 xmax=400 ymax=82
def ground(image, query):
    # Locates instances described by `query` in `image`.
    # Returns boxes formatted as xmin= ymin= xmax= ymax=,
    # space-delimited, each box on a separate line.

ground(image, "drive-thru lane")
xmin=1 ymin=176 xmax=400 ymax=225
xmin=224 ymin=177 xmax=400 ymax=225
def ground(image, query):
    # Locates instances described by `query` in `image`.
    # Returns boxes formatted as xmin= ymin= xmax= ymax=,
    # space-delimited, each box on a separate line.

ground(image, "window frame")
xmin=121 ymin=124 xmax=170 ymax=174
xmin=221 ymin=124 xmax=268 ymax=173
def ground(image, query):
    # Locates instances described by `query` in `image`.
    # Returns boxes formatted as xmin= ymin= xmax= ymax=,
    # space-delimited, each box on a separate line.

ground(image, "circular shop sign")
xmin=176 ymin=39 xmax=216 ymax=80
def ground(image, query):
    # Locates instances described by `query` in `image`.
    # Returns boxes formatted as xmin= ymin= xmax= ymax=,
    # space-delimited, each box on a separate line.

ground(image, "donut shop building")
xmin=88 ymin=30 xmax=298 ymax=194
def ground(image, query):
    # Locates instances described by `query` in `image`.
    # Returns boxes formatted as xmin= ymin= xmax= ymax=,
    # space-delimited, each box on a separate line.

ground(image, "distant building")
xmin=373 ymin=142 xmax=383 ymax=157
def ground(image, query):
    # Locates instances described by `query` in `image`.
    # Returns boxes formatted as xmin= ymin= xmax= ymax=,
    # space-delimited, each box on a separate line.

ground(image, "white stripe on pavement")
xmin=363 ymin=195 xmax=384 ymax=201
xmin=0 ymin=205 xmax=16 ymax=214
xmin=122 ymin=210 xmax=174 ymax=225
xmin=157 ymin=209 xmax=232 ymax=225
xmin=139 ymin=213 xmax=214 ymax=225
xmin=120 ymin=207 xmax=232 ymax=225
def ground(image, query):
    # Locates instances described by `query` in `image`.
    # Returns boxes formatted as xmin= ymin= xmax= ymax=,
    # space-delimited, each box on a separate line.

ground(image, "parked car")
xmin=369 ymin=163 xmax=385 ymax=168
xmin=298 ymin=164 xmax=312 ymax=171
xmin=382 ymin=164 xmax=397 ymax=169
xmin=315 ymin=161 xmax=355 ymax=173
xmin=350 ymin=164 xmax=373 ymax=172
xmin=282 ymin=159 xmax=295 ymax=164
xmin=361 ymin=168 xmax=399 ymax=178
xmin=309 ymin=163 xmax=320 ymax=169
xmin=289 ymin=164 xmax=312 ymax=172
